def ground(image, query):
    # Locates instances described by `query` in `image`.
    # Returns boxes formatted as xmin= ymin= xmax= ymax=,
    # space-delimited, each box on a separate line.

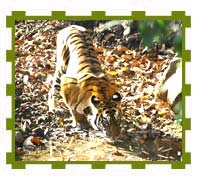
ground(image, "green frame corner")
xmin=6 ymin=11 xmax=191 ymax=169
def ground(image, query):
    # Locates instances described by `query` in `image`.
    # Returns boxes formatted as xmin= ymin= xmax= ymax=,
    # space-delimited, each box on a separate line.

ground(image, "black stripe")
xmin=77 ymin=52 xmax=90 ymax=58
xmin=56 ymin=78 xmax=61 ymax=83
xmin=58 ymin=70 xmax=62 ymax=77
xmin=78 ymin=75 xmax=108 ymax=83
xmin=69 ymin=33 xmax=82 ymax=39
xmin=69 ymin=39 xmax=84 ymax=46
xmin=74 ymin=45 xmax=87 ymax=50
xmin=77 ymin=64 xmax=90 ymax=73
xmin=54 ymin=84 xmax=60 ymax=89
xmin=69 ymin=38 xmax=93 ymax=48
xmin=79 ymin=58 xmax=100 ymax=65
xmin=71 ymin=45 xmax=86 ymax=53
xmin=61 ymin=66 xmax=66 ymax=74
xmin=90 ymin=68 xmax=102 ymax=73
xmin=94 ymin=116 xmax=99 ymax=129
xmin=78 ymin=74 xmax=91 ymax=81
xmin=63 ymin=48 xmax=70 ymax=59
xmin=67 ymin=31 xmax=82 ymax=40
xmin=84 ymin=39 xmax=93 ymax=44
xmin=69 ymin=77 xmax=77 ymax=80
xmin=77 ymin=48 xmax=96 ymax=56
xmin=64 ymin=58 xmax=69 ymax=66
xmin=62 ymin=81 xmax=77 ymax=86
xmin=75 ymin=45 xmax=95 ymax=52
xmin=78 ymin=66 xmax=102 ymax=74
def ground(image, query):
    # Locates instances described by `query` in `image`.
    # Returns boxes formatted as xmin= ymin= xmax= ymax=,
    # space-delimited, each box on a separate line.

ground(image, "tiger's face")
xmin=82 ymin=82 xmax=122 ymax=139
xmin=89 ymin=92 xmax=122 ymax=139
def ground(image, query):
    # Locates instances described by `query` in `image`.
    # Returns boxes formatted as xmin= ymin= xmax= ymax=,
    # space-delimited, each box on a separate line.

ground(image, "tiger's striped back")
xmin=56 ymin=25 xmax=104 ymax=82
xmin=48 ymin=25 xmax=122 ymax=139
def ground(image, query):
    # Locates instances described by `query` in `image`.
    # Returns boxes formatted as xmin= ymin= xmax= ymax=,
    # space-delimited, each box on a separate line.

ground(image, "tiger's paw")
xmin=71 ymin=120 xmax=90 ymax=131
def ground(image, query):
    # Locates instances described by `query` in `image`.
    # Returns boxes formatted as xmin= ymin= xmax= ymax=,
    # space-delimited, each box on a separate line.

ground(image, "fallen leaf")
xmin=121 ymin=66 xmax=129 ymax=72
xmin=16 ymin=39 xmax=25 ymax=45
xmin=112 ymin=150 xmax=124 ymax=156
xmin=105 ymin=56 xmax=116 ymax=63
xmin=106 ymin=71 xmax=118 ymax=76
xmin=122 ymin=54 xmax=133 ymax=61
xmin=117 ymin=45 xmax=128 ymax=52
xmin=131 ymin=60 xmax=141 ymax=67
xmin=31 ymin=137 xmax=41 ymax=145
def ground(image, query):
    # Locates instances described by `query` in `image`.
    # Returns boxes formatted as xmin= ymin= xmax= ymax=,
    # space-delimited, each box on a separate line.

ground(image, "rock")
xmin=23 ymin=136 xmax=36 ymax=150
xmin=15 ymin=131 xmax=24 ymax=145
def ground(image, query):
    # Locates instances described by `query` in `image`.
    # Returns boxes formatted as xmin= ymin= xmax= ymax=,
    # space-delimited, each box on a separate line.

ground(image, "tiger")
xmin=48 ymin=25 xmax=122 ymax=139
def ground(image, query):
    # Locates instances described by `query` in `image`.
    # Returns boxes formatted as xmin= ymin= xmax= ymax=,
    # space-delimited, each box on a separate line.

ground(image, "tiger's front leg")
xmin=60 ymin=76 xmax=90 ymax=130
xmin=71 ymin=110 xmax=90 ymax=130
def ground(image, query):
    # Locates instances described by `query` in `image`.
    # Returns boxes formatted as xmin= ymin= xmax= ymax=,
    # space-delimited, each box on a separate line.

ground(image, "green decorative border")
xmin=6 ymin=11 xmax=191 ymax=169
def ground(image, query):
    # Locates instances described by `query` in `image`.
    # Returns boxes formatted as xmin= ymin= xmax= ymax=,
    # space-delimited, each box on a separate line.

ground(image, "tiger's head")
xmin=86 ymin=82 xmax=122 ymax=140
xmin=60 ymin=75 xmax=122 ymax=140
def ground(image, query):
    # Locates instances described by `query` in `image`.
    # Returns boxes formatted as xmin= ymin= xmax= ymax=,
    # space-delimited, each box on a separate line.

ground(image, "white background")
xmin=0 ymin=0 xmax=198 ymax=177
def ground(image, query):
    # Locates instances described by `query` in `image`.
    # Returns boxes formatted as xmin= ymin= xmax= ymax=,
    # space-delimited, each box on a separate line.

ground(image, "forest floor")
xmin=15 ymin=20 xmax=182 ymax=161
